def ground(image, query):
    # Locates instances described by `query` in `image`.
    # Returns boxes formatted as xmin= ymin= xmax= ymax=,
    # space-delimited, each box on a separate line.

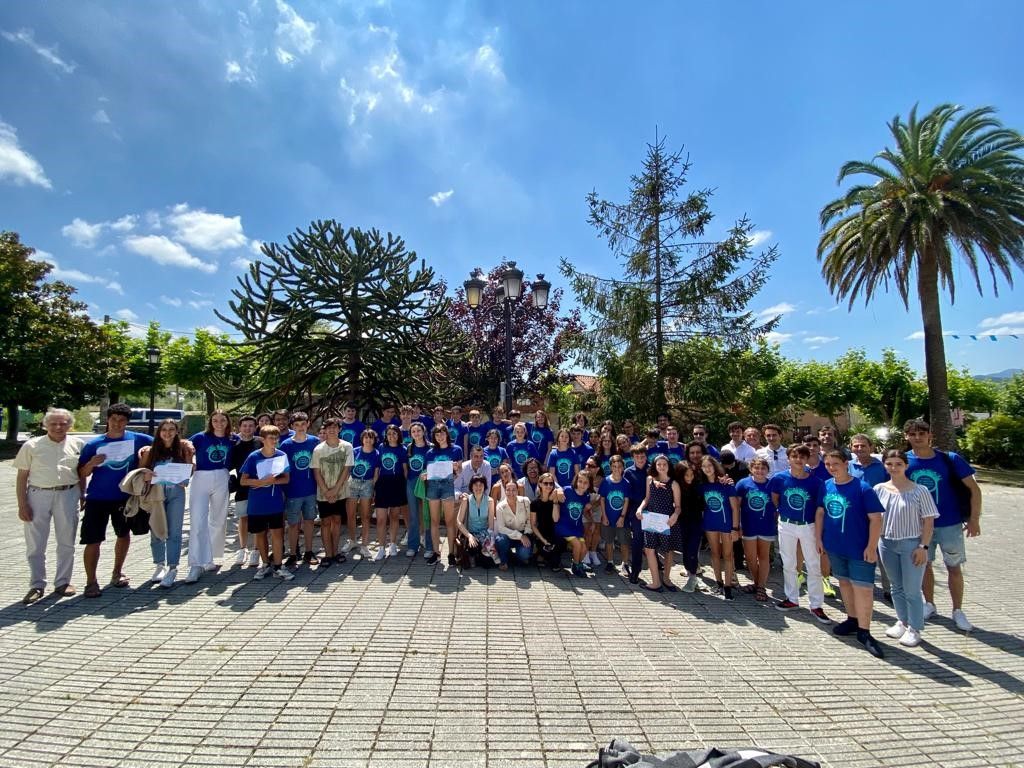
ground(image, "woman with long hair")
xmin=140 ymin=419 xmax=194 ymax=589
xmin=187 ymin=409 xmax=233 ymax=583
xmin=406 ymin=422 xmax=432 ymax=558
xmin=530 ymin=472 xmax=563 ymax=570
xmin=699 ymin=455 xmax=739 ymax=600
xmin=734 ymin=456 xmax=776 ymax=601
xmin=373 ymin=424 xmax=407 ymax=560
xmin=635 ymin=455 xmax=682 ymax=592
xmin=546 ymin=428 xmax=579 ymax=490
xmin=529 ymin=409 xmax=554 ymax=469
xmin=423 ymin=424 xmax=463 ymax=566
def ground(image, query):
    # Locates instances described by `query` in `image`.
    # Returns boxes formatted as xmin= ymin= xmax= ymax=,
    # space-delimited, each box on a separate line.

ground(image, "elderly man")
xmin=14 ymin=408 xmax=84 ymax=604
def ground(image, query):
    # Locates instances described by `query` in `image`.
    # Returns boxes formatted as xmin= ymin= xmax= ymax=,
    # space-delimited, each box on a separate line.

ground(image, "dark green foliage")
xmin=964 ymin=415 xmax=1024 ymax=468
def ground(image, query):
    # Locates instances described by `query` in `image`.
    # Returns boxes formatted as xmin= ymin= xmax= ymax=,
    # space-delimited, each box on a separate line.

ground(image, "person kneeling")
xmin=457 ymin=475 xmax=495 ymax=569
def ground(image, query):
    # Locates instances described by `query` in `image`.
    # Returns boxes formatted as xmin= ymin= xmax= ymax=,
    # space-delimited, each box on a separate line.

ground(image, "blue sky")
xmin=2 ymin=0 xmax=1023 ymax=376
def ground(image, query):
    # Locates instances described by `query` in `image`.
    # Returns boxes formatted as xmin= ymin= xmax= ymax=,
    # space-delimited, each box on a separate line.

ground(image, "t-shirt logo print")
xmin=353 ymin=458 xmax=371 ymax=479
xmin=567 ymin=501 xmax=584 ymax=521
xmin=292 ymin=450 xmax=312 ymax=471
xmin=409 ymin=455 xmax=424 ymax=472
xmin=556 ymin=457 xmax=573 ymax=477
xmin=783 ymin=487 xmax=810 ymax=514
xmin=341 ymin=427 xmax=357 ymax=443
xmin=747 ymin=489 xmax=769 ymax=517
xmin=531 ymin=430 xmax=543 ymax=444
xmin=704 ymin=490 xmax=727 ymax=522
xmin=513 ymin=449 xmax=529 ymax=466
xmin=823 ymin=492 xmax=849 ymax=533
xmin=909 ymin=469 xmax=942 ymax=505
xmin=607 ymin=490 xmax=625 ymax=512
xmin=381 ymin=452 xmax=397 ymax=472
xmin=207 ymin=443 xmax=228 ymax=466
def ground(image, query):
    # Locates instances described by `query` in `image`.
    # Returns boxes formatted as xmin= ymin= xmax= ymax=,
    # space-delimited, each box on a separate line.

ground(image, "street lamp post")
xmin=464 ymin=264 xmax=551 ymax=413
xmin=147 ymin=345 xmax=161 ymax=435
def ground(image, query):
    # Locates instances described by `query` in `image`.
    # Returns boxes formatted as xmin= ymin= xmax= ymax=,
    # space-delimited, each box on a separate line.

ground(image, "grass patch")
xmin=974 ymin=466 xmax=1024 ymax=488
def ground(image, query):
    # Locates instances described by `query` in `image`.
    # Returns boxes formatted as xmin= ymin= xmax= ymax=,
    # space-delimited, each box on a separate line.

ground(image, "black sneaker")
xmin=860 ymin=633 xmax=885 ymax=659
xmin=303 ymin=551 xmax=319 ymax=566
xmin=447 ymin=553 xmax=456 ymax=566
xmin=833 ymin=617 xmax=859 ymax=636
xmin=604 ymin=562 xmax=616 ymax=574
xmin=333 ymin=553 xmax=347 ymax=564
xmin=427 ymin=552 xmax=441 ymax=565
xmin=284 ymin=554 xmax=297 ymax=570
xmin=319 ymin=558 xmax=332 ymax=569
xmin=724 ymin=586 xmax=734 ymax=601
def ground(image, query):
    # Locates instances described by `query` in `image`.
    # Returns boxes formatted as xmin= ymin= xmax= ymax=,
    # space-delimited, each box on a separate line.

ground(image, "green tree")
xmin=562 ymin=133 xmax=779 ymax=411
xmin=216 ymin=220 xmax=465 ymax=416
xmin=164 ymin=328 xmax=247 ymax=415
xmin=819 ymin=104 xmax=1024 ymax=449
xmin=1001 ymin=372 xmax=1024 ymax=419
xmin=946 ymin=367 xmax=999 ymax=414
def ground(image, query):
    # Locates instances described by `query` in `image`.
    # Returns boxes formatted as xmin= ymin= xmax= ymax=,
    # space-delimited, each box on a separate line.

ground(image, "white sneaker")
xmin=273 ymin=566 xmax=294 ymax=581
xmin=423 ymin=549 xmax=435 ymax=560
xmin=399 ymin=533 xmax=409 ymax=546
xmin=185 ymin=565 xmax=203 ymax=583
xmin=150 ymin=566 xmax=166 ymax=584
xmin=682 ymin=574 xmax=698 ymax=593
xmin=952 ymin=608 xmax=974 ymax=632
xmin=590 ymin=552 xmax=602 ymax=566
xmin=248 ymin=549 xmax=260 ymax=567
xmin=203 ymin=562 xmax=220 ymax=573
xmin=234 ymin=549 xmax=248 ymax=566
xmin=923 ymin=601 xmax=936 ymax=620
xmin=899 ymin=628 xmax=922 ymax=647
xmin=254 ymin=565 xmax=272 ymax=580
xmin=159 ymin=567 xmax=177 ymax=589
xmin=373 ymin=547 xmax=387 ymax=562
xmin=340 ymin=541 xmax=353 ymax=554
xmin=885 ymin=621 xmax=908 ymax=639
xmin=387 ymin=544 xmax=399 ymax=557
xmin=359 ymin=545 xmax=373 ymax=559
xmin=406 ymin=548 xmax=416 ymax=558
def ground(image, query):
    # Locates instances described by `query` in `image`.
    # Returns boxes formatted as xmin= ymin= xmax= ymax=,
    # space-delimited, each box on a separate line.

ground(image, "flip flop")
xmin=110 ymin=573 xmax=129 ymax=588
xmin=84 ymin=583 xmax=102 ymax=598
xmin=641 ymin=583 xmax=665 ymax=593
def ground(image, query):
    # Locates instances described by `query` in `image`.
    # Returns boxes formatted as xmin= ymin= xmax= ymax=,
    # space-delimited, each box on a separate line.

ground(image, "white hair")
xmin=43 ymin=408 xmax=74 ymax=426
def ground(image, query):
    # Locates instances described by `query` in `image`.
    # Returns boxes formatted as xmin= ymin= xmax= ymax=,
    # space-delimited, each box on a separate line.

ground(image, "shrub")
xmin=963 ymin=415 xmax=1024 ymax=468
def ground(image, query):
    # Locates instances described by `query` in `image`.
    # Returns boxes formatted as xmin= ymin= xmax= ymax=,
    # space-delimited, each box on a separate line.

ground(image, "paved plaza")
xmin=0 ymin=458 xmax=1021 ymax=768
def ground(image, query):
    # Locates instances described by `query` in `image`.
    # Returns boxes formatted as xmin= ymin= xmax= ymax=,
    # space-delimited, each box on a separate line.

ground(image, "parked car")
xmin=94 ymin=408 xmax=185 ymax=434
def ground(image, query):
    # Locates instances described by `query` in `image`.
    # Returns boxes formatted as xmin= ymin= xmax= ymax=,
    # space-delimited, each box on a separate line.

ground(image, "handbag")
xmin=414 ymin=475 xmax=429 ymax=501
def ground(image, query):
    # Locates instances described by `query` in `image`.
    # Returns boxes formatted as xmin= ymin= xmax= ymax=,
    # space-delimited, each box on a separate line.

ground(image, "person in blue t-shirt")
xmin=405 ymin=422 xmax=433 ymax=558
xmin=374 ymin=425 xmax=408 ymax=561
xmin=186 ymin=409 xmax=235 ymax=584
xmin=447 ymin=405 xmax=469 ymax=454
xmin=622 ymin=446 xmax=649 ymax=583
xmin=423 ymin=425 xmax=463 ymax=566
xmin=698 ymin=456 xmax=739 ymax=600
xmin=240 ymin=425 xmax=293 ymax=581
xmin=569 ymin=426 xmax=595 ymax=467
xmin=817 ymin=450 xmax=885 ymax=658
xmin=465 ymin=409 xmax=493 ymax=450
xmin=554 ymin=472 xmax=593 ymax=576
xmin=849 ymin=433 xmax=889 ymax=487
xmin=546 ymin=429 xmax=579 ymax=490
xmin=904 ymin=418 xmax=982 ymax=633
xmin=272 ymin=410 xmax=294 ymax=442
xmin=659 ymin=426 xmax=686 ymax=465
xmin=482 ymin=429 xmax=509 ymax=480
xmin=598 ymin=457 xmax=632 ymax=573
xmin=734 ymin=457 xmax=777 ymax=602
xmin=528 ymin=409 xmax=555 ymax=467
xmin=77 ymin=403 xmax=154 ymax=597
xmin=340 ymin=402 xmax=366 ymax=447
xmin=280 ymin=412 xmax=320 ymax=569
xmin=506 ymin=422 xmax=539 ymax=479
xmin=370 ymin=404 xmax=400 ymax=439
xmin=346 ymin=429 xmax=381 ymax=560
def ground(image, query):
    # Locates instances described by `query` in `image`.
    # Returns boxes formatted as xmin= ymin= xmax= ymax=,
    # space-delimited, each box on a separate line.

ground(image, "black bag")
xmin=937 ymin=450 xmax=974 ymax=522
xmin=588 ymin=739 xmax=820 ymax=768
xmin=127 ymin=509 xmax=151 ymax=535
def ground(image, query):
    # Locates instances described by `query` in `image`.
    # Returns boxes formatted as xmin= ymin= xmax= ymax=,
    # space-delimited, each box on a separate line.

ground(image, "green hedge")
xmin=964 ymin=415 xmax=1024 ymax=468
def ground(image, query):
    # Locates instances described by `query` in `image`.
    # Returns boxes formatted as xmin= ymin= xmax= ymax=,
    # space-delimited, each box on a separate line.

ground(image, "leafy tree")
xmin=1001 ymin=372 xmax=1024 ymax=419
xmin=818 ymin=104 xmax=1024 ymax=449
xmin=964 ymin=415 xmax=1024 ymax=468
xmin=946 ymin=367 xmax=999 ymax=414
xmin=98 ymin=321 xmax=172 ymax=405
xmin=216 ymin=220 xmax=464 ymax=417
xmin=164 ymin=328 xmax=247 ymax=415
xmin=562 ymin=133 xmax=780 ymax=411
xmin=0 ymin=232 xmax=113 ymax=439
xmin=446 ymin=263 xmax=584 ymax=407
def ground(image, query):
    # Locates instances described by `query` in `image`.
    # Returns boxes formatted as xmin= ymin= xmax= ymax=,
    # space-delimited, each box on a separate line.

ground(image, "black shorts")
xmin=80 ymin=499 xmax=130 ymax=545
xmin=247 ymin=514 xmax=284 ymax=533
xmin=318 ymin=500 xmax=345 ymax=518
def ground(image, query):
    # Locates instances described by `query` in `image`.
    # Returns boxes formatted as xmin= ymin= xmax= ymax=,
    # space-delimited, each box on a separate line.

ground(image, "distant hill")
xmin=974 ymin=368 xmax=1022 ymax=382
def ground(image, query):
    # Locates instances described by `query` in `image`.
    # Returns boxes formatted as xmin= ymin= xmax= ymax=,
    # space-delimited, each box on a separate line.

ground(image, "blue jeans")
xmin=495 ymin=533 xmax=532 ymax=565
xmin=406 ymin=477 xmax=432 ymax=553
xmin=878 ymin=536 xmax=927 ymax=630
xmin=152 ymin=484 xmax=185 ymax=567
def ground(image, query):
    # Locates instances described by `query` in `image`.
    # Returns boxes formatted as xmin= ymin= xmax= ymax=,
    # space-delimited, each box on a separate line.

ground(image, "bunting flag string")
xmin=949 ymin=333 xmax=1020 ymax=341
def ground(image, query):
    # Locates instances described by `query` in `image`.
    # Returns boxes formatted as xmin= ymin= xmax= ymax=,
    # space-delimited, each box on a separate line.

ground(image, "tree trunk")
xmin=204 ymin=387 xmax=215 ymax=416
xmin=917 ymin=251 xmax=957 ymax=450
xmin=4 ymin=403 xmax=17 ymax=441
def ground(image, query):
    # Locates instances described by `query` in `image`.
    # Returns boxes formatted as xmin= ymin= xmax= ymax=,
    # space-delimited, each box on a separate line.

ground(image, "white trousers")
xmin=25 ymin=486 xmax=79 ymax=590
xmin=779 ymin=520 xmax=824 ymax=608
xmin=187 ymin=470 xmax=230 ymax=567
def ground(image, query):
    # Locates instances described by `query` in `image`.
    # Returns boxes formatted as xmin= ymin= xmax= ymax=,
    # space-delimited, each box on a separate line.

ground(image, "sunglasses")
xmin=540 ymin=481 xmax=554 ymax=486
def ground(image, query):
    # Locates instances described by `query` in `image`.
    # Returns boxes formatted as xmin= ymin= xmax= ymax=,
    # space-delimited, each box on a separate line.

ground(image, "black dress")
xmin=642 ymin=477 xmax=684 ymax=554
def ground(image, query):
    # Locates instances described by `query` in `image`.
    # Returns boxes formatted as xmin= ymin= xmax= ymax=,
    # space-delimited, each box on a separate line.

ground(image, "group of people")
xmin=14 ymin=401 xmax=982 ymax=659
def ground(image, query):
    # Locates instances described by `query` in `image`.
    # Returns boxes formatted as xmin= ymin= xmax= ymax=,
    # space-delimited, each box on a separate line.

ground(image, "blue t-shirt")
xmin=339 ymin=420 xmax=366 ymax=446
xmin=704 ymin=443 xmax=721 ymax=460
xmin=378 ymin=444 xmax=407 ymax=478
xmin=407 ymin=443 xmax=431 ymax=477
xmin=623 ymin=464 xmax=649 ymax=505
xmin=466 ymin=422 xmax=493 ymax=448
xmin=506 ymin=440 xmax=538 ymax=478
xmin=370 ymin=417 xmax=400 ymax=437
xmin=555 ymin=486 xmax=588 ymax=538
xmin=351 ymin=447 xmax=380 ymax=481
xmin=735 ymin=477 xmax=777 ymax=538
xmin=808 ymin=460 xmax=832 ymax=484
xmin=769 ymin=471 xmax=822 ymax=525
xmin=240 ymin=449 xmax=287 ymax=516
xmin=528 ymin=424 xmax=554 ymax=463
xmin=79 ymin=431 xmax=154 ymax=500
xmin=907 ymin=450 xmax=975 ymax=528
xmin=571 ymin=442 xmax=595 ymax=467
xmin=483 ymin=445 xmax=509 ymax=471
xmin=425 ymin=445 xmax=463 ymax=475
xmin=400 ymin=427 xmax=414 ymax=448
xmin=546 ymin=448 xmax=578 ymax=489
xmin=281 ymin=434 xmax=319 ymax=497
xmin=499 ymin=422 xmax=516 ymax=445
xmin=653 ymin=441 xmax=685 ymax=465
xmin=849 ymin=457 xmax=889 ymax=488
xmin=598 ymin=476 xmax=630 ymax=526
xmin=190 ymin=432 xmax=233 ymax=472
xmin=818 ymin=477 xmax=884 ymax=559
xmin=446 ymin=419 xmax=468 ymax=451
xmin=701 ymin=481 xmax=736 ymax=533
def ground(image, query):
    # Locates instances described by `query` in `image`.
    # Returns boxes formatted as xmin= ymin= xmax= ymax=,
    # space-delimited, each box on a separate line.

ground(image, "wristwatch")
xmin=732 ymin=526 xmax=741 ymax=531
xmin=917 ymin=543 xmax=929 ymax=550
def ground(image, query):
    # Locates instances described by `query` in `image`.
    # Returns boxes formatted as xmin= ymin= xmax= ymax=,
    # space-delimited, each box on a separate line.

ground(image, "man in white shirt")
xmin=721 ymin=421 xmax=757 ymax=463
xmin=455 ymin=445 xmax=492 ymax=498
xmin=13 ymin=408 xmax=84 ymax=604
xmin=756 ymin=424 xmax=789 ymax=476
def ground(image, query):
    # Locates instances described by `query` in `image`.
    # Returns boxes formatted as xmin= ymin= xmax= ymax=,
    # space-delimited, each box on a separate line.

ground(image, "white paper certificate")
xmin=426 ymin=460 xmax=453 ymax=480
xmin=97 ymin=440 xmax=134 ymax=463
xmin=256 ymin=455 xmax=288 ymax=479
xmin=153 ymin=463 xmax=192 ymax=485
xmin=641 ymin=512 xmax=671 ymax=534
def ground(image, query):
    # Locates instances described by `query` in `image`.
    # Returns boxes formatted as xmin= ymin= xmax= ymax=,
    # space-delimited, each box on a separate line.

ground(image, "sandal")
xmin=662 ymin=581 xmax=679 ymax=592
xmin=84 ymin=582 xmax=102 ymax=599
xmin=641 ymin=583 xmax=665 ymax=593
xmin=755 ymin=587 xmax=769 ymax=602
xmin=110 ymin=573 xmax=130 ymax=588
xmin=741 ymin=584 xmax=757 ymax=594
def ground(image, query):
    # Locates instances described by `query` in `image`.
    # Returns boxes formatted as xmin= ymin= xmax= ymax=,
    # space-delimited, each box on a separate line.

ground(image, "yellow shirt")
xmin=13 ymin=434 xmax=84 ymax=487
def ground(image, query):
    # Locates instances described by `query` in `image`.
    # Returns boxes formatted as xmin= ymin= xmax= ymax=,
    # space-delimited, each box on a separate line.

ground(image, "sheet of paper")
xmin=153 ymin=463 xmax=192 ymax=485
xmin=426 ymin=460 xmax=453 ymax=480
xmin=256 ymin=455 xmax=288 ymax=479
xmin=96 ymin=440 xmax=134 ymax=463
xmin=641 ymin=511 xmax=671 ymax=534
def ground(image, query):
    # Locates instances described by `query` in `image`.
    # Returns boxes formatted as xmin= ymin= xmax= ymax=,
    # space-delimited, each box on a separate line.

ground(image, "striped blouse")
xmin=873 ymin=483 xmax=939 ymax=540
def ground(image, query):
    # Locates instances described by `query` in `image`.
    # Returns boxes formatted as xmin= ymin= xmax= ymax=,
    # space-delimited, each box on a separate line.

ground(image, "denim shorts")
xmin=742 ymin=534 xmax=776 ymax=542
xmin=285 ymin=494 xmax=318 ymax=524
xmin=347 ymin=478 xmax=375 ymax=500
xmin=425 ymin=477 xmax=455 ymax=501
xmin=235 ymin=500 xmax=248 ymax=519
xmin=928 ymin=523 xmax=967 ymax=567
xmin=828 ymin=551 xmax=876 ymax=588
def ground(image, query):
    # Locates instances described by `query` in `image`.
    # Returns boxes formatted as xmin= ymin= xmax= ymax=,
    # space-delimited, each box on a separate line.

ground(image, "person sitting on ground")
xmin=495 ymin=479 xmax=533 ymax=570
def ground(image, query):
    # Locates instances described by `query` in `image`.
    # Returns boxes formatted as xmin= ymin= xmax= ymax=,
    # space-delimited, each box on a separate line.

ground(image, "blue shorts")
xmin=425 ymin=477 xmax=455 ymax=501
xmin=928 ymin=523 xmax=967 ymax=567
xmin=234 ymin=500 xmax=248 ymax=519
xmin=285 ymin=494 xmax=317 ymax=524
xmin=828 ymin=551 xmax=876 ymax=588
xmin=347 ymin=478 xmax=375 ymax=500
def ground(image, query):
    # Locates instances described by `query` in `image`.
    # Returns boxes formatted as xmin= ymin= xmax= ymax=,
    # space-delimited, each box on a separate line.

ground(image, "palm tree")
xmin=818 ymin=104 xmax=1024 ymax=449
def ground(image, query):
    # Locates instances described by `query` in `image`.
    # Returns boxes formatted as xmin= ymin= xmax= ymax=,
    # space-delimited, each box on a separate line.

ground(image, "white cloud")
xmin=115 ymin=308 xmax=138 ymax=322
xmin=232 ymin=257 xmax=253 ymax=270
xmin=747 ymin=230 xmax=773 ymax=248
xmin=980 ymin=311 xmax=1024 ymax=329
xmin=92 ymin=109 xmax=111 ymax=125
xmin=109 ymin=214 xmax=137 ymax=232
xmin=124 ymin=235 xmax=217 ymax=273
xmin=107 ymin=281 xmax=124 ymax=295
xmin=471 ymin=44 xmax=504 ymax=81
xmin=904 ymin=331 xmax=925 ymax=341
xmin=429 ymin=189 xmax=454 ymax=207
xmin=166 ymin=204 xmax=247 ymax=251
xmin=1 ymin=29 xmax=76 ymax=74
xmin=189 ymin=299 xmax=213 ymax=310
xmin=763 ymin=331 xmax=793 ymax=345
xmin=276 ymin=0 xmax=317 ymax=54
xmin=804 ymin=335 xmax=839 ymax=345
xmin=61 ymin=217 xmax=104 ymax=247
xmin=0 ymin=118 xmax=52 ymax=189
xmin=160 ymin=295 xmax=182 ymax=307
xmin=976 ymin=326 xmax=1024 ymax=336
xmin=202 ymin=324 xmax=224 ymax=335
xmin=36 ymin=252 xmax=122 ymax=293
xmin=249 ymin=239 xmax=265 ymax=256
xmin=757 ymin=302 xmax=796 ymax=319
xmin=225 ymin=59 xmax=256 ymax=85
xmin=275 ymin=47 xmax=296 ymax=66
